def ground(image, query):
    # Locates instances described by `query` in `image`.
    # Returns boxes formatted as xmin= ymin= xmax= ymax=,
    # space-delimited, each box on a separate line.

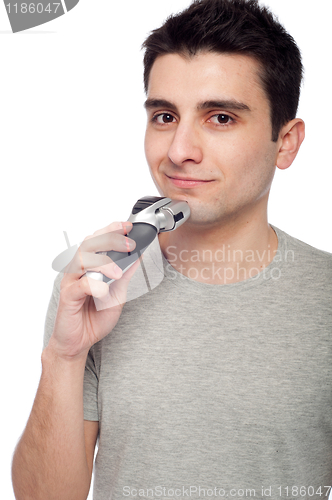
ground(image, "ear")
xmin=276 ymin=118 xmax=305 ymax=170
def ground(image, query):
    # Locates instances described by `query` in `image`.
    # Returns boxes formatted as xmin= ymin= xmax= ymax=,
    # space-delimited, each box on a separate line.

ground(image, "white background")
xmin=1 ymin=0 xmax=331 ymax=498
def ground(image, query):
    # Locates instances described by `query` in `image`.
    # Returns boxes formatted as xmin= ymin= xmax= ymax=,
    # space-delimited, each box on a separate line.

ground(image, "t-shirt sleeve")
xmin=43 ymin=273 xmax=99 ymax=422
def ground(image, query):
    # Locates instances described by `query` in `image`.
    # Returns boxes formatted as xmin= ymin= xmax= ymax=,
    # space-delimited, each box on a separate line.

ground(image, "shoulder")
xmin=272 ymin=225 xmax=332 ymax=283
xmin=274 ymin=226 xmax=331 ymax=259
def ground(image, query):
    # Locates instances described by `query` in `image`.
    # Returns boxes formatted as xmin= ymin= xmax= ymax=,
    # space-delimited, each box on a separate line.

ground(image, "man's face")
xmin=144 ymin=51 xmax=281 ymax=229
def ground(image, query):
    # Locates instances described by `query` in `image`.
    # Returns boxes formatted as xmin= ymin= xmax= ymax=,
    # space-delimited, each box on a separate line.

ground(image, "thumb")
xmin=92 ymin=257 xmax=143 ymax=311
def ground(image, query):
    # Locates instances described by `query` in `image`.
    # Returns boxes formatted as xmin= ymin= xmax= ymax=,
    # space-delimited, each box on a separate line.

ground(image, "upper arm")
xmin=84 ymin=420 xmax=99 ymax=478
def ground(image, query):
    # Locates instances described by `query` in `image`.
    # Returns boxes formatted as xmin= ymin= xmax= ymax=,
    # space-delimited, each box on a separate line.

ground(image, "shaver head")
xmin=128 ymin=196 xmax=190 ymax=232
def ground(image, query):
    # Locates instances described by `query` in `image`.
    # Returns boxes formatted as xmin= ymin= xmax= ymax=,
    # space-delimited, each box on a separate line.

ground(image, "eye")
xmin=152 ymin=113 xmax=176 ymax=124
xmin=209 ymin=114 xmax=234 ymax=125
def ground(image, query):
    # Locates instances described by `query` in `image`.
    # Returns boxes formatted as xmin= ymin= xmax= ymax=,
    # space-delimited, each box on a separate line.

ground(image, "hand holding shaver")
xmin=85 ymin=196 xmax=190 ymax=284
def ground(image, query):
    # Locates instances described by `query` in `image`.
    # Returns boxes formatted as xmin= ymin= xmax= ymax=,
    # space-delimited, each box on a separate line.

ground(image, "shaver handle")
xmin=86 ymin=222 xmax=158 ymax=284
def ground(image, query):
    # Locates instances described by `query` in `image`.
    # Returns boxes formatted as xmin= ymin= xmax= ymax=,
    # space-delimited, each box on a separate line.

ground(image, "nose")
xmin=168 ymin=122 xmax=203 ymax=166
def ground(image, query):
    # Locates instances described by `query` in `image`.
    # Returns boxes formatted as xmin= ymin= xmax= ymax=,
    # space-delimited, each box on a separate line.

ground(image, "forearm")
xmin=12 ymin=343 xmax=91 ymax=500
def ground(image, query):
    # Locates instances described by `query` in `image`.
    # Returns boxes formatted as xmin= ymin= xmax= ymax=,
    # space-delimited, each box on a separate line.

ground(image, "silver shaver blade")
xmin=128 ymin=196 xmax=190 ymax=231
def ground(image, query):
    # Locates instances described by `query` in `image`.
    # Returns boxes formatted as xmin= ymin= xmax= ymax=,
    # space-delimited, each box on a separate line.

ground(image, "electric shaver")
xmin=86 ymin=196 xmax=190 ymax=284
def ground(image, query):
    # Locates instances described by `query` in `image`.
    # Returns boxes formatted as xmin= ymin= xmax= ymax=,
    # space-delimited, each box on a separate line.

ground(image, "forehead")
xmin=147 ymin=52 xmax=269 ymax=113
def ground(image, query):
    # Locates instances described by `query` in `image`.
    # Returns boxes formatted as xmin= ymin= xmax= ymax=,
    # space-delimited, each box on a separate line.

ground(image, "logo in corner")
xmin=4 ymin=0 xmax=80 ymax=33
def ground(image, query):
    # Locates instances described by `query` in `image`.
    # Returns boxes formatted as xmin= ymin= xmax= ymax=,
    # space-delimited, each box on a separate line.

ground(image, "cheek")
xmin=144 ymin=132 xmax=164 ymax=189
xmin=240 ymin=147 xmax=277 ymax=195
xmin=144 ymin=129 xmax=164 ymax=168
xmin=220 ymin=139 xmax=277 ymax=196
xmin=144 ymin=130 xmax=152 ymax=162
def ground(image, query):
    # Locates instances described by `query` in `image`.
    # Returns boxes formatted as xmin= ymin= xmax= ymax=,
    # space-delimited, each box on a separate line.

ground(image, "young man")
xmin=12 ymin=1 xmax=332 ymax=500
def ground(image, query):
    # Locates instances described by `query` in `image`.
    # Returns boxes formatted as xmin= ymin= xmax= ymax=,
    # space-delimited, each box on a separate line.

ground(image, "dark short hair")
xmin=142 ymin=0 xmax=303 ymax=142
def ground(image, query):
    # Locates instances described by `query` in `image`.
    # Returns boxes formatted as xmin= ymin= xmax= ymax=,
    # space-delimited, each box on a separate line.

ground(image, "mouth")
xmin=166 ymin=174 xmax=214 ymax=188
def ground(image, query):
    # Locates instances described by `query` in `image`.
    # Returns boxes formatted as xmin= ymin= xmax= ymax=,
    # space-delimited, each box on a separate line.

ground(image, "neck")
xmin=158 ymin=211 xmax=278 ymax=285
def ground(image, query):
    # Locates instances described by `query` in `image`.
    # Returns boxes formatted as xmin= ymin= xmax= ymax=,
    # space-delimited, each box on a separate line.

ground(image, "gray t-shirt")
xmin=44 ymin=226 xmax=332 ymax=500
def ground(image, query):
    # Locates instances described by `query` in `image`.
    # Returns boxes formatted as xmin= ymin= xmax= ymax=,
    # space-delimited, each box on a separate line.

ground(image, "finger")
xmin=93 ymin=258 xmax=143 ymax=310
xmin=63 ymin=232 xmax=136 ymax=280
xmin=80 ymin=231 xmax=136 ymax=254
xmin=60 ymin=274 xmax=111 ymax=303
xmin=64 ymin=251 xmax=122 ymax=277
xmin=84 ymin=221 xmax=133 ymax=240
xmin=86 ymin=259 xmax=142 ymax=307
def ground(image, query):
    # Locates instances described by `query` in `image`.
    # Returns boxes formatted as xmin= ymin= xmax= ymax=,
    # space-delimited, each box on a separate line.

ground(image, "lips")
xmin=166 ymin=174 xmax=213 ymax=188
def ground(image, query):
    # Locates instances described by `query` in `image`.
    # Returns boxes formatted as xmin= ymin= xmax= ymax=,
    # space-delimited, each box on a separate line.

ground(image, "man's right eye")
xmin=152 ymin=113 xmax=176 ymax=124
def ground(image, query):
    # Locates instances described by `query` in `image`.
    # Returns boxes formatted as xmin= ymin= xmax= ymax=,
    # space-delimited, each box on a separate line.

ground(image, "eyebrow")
xmin=144 ymin=98 xmax=251 ymax=113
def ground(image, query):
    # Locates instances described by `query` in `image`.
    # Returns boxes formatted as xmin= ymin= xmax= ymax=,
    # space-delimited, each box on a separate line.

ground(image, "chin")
xmin=183 ymin=203 xmax=215 ymax=225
